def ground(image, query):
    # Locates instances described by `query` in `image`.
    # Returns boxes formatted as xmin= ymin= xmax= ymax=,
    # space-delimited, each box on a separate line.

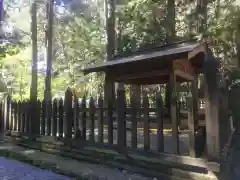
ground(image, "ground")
xmin=0 ymin=157 xmax=71 ymax=180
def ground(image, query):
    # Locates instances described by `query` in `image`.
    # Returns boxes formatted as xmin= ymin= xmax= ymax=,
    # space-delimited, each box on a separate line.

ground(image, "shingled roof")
xmin=83 ymin=40 xmax=217 ymax=75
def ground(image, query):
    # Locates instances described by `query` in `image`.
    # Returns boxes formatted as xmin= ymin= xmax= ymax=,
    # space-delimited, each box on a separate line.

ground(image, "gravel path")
xmin=0 ymin=157 xmax=71 ymax=180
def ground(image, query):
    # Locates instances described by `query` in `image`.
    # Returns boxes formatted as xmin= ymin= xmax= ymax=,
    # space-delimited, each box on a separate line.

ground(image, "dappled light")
xmin=0 ymin=0 xmax=240 ymax=179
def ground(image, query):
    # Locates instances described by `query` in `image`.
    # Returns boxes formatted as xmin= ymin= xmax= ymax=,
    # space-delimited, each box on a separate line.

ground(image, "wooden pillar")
xmin=204 ymin=72 xmax=220 ymax=160
xmin=169 ymin=70 xmax=179 ymax=154
xmin=104 ymin=73 xmax=114 ymax=144
xmin=188 ymin=77 xmax=198 ymax=157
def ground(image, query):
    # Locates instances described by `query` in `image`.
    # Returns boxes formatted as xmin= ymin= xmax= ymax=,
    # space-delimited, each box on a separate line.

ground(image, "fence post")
xmin=143 ymin=95 xmax=150 ymax=151
xmin=130 ymin=93 xmax=137 ymax=149
xmin=41 ymin=100 xmax=46 ymax=135
xmin=29 ymin=99 xmax=38 ymax=138
xmin=46 ymin=99 xmax=52 ymax=136
xmin=64 ymin=88 xmax=73 ymax=139
xmin=20 ymin=101 xmax=25 ymax=134
xmin=89 ymin=97 xmax=95 ymax=142
xmin=25 ymin=101 xmax=30 ymax=135
xmin=52 ymin=99 xmax=57 ymax=137
xmin=0 ymin=101 xmax=3 ymax=133
xmin=58 ymin=98 xmax=64 ymax=138
xmin=156 ymin=92 xmax=164 ymax=152
xmin=117 ymin=88 xmax=126 ymax=149
xmin=10 ymin=100 xmax=16 ymax=132
xmin=35 ymin=100 xmax=41 ymax=136
xmin=107 ymin=96 xmax=114 ymax=145
xmin=98 ymin=95 xmax=104 ymax=143
xmin=81 ymin=97 xmax=87 ymax=141
xmin=73 ymin=98 xmax=81 ymax=139
xmin=4 ymin=95 xmax=11 ymax=134
xmin=187 ymin=93 xmax=196 ymax=157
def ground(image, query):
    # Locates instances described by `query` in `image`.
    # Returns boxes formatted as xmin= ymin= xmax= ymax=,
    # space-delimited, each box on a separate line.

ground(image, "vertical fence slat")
xmin=130 ymin=94 xmax=137 ymax=149
xmin=41 ymin=100 xmax=46 ymax=135
xmin=117 ymin=89 xmax=126 ymax=148
xmin=64 ymin=88 xmax=73 ymax=139
xmin=156 ymin=92 xmax=164 ymax=152
xmin=14 ymin=101 xmax=18 ymax=131
xmin=23 ymin=101 xmax=28 ymax=133
xmin=187 ymin=95 xmax=196 ymax=157
xmin=0 ymin=101 xmax=3 ymax=132
xmin=11 ymin=101 xmax=16 ymax=131
xmin=46 ymin=100 xmax=52 ymax=136
xmin=98 ymin=96 xmax=104 ymax=143
xmin=35 ymin=100 xmax=41 ymax=136
xmin=52 ymin=99 xmax=57 ymax=137
xmin=58 ymin=98 xmax=64 ymax=138
xmin=107 ymin=97 xmax=113 ymax=145
xmin=143 ymin=95 xmax=150 ymax=151
xmin=89 ymin=97 xmax=95 ymax=142
xmin=81 ymin=98 xmax=87 ymax=141
xmin=29 ymin=100 xmax=35 ymax=136
xmin=20 ymin=101 xmax=25 ymax=133
xmin=26 ymin=101 xmax=30 ymax=134
xmin=16 ymin=101 xmax=20 ymax=132
xmin=73 ymin=99 xmax=81 ymax=139
xmin=4 ymin=95 xmax=11 ymax=133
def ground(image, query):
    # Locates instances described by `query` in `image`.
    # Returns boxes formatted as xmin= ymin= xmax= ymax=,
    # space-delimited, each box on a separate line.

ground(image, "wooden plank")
xmin=64 ymin=88 xmax=73 ymax=139
xmin=130 ymin=94 xmax=137 ymax=149
xmin=169 ymin=71 xmax=179 ymax=154
xmin=41 ymin=100 xmax=46 ymax=135
xmin=98 ymin=96 xmax=104 ymax=143
xmin=73 ymin=99 xmax=81 ymax=139
xmin=187 ymin=94 xmax=196 ymax=157
xmin=114 ymin=69 xmax=169 ymax=81
xmin=89 ymin=97 xmax=95 ymax=142
xmin=104 ymin=74 xmax=114 ymax=144
xmin=52 ymin=99 xmax=57 ymax=137
xmin=204 ymin=71 xmax=220 ymax=160
xmin=156 ymin=92 xmax=164 ymax=152
xmin=188 ymin=42 xmax=205 ymax=60
xmin=143 ymin=95 xmax=150 ymax=151
xmin=81 ymin=98 xmax=87 ymax=141
xmin=35 ymin=100 xmax=41 ymax=135
xmin=174 ymin=69 xmax=194 ymax=81
xmin=58 ymin=98 xmax=64 ymax=138
xmin=16 ymin=101 xmax=21 ymax=132
xmin=117 ymin=89 xmax=126 ymax=148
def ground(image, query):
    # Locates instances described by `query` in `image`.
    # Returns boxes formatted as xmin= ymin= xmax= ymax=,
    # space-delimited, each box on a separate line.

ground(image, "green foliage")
xmin=1 ymin=0 xmax=240 ymax=100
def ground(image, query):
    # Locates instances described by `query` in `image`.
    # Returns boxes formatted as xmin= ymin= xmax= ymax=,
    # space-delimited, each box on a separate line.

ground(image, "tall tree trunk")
xmin=165 ymin=0 xmax=175 ymax=113
xmin=106 ymin=0 xmax=116 ymax=61
xmin=104 ymin=0 xmax=117 ymax=107
xmin=196 ymin=0 xmax=207 ymax=37
xmin=30 ymin=1 xmax=38 ymax=101
xmin=44 ymin=0 xmax=53 ymax=101
xmin=236 ymin=20 xmax=240 ymax=68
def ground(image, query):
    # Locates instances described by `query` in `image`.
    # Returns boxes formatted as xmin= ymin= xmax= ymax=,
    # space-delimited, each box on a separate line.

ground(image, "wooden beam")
xmin=188 ymin=42 xmax=206 ymax=60
xmin=204 ymin=72 xmax=220 ymax=160
xmin=113 ymin=69 xmax=169 ymax=81
xmin=169 ymin=70 xmax=179 ymax=155
xmin=187 ymin=77 xmax=198 ymax=158
xmin=174 ymin=69 xmax=194 ymax=81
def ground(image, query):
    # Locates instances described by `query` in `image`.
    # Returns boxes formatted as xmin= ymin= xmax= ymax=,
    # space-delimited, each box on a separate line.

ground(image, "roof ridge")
xmin=113 ymin=39 xmax=197 ymax=59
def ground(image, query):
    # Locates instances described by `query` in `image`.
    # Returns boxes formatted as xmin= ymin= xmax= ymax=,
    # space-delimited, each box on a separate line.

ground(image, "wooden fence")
xmin=0 ymin=88 xmax=203 ymax=155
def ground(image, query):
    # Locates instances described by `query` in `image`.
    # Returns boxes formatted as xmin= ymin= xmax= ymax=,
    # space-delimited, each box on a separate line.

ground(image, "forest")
xmin=0 ymin=0 xmax=240 ymax=102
